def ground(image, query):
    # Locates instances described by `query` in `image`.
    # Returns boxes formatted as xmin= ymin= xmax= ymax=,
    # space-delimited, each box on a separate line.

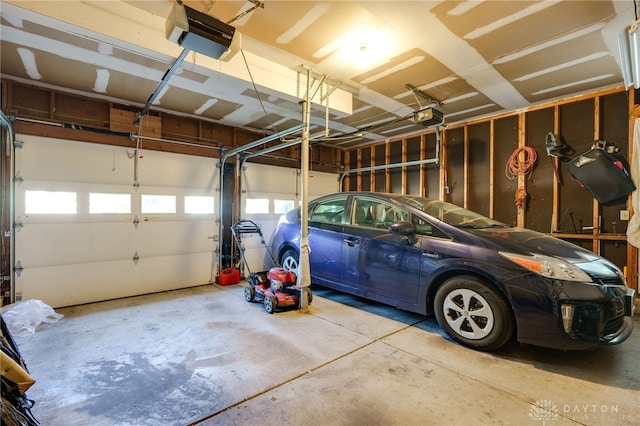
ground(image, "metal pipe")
xmin=339 ymin=157 xmax=439 ymax=185
xmin=339 ymin=129 xmax=442 ymax=187
xmin=0 ymin=109 xmax=16 ymax=303
xmin=136 ymin=48 xmax=190 ymax=125
xmin=217 ymin=124 xmax=306 ymax=275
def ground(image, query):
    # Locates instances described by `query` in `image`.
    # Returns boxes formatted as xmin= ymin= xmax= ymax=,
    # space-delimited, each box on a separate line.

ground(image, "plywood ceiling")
xmin=0 ymin=1 xmax=635 ymax=149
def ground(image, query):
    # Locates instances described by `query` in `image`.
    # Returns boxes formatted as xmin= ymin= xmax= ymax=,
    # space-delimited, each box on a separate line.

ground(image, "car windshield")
xmin=396 ymin=195 xmax=508 ymax=229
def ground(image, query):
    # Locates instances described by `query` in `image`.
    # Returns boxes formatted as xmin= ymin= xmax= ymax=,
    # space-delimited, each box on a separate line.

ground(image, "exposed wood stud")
xmin=402 ymin=138 xmax=407 ymax=194
xmin=551 ymin=105 xmax=560 ymax=234
xmin=592 ymin=96 xmax=601 ymax=254
xmin=489 ymin=120 xmax=495 ymax=218
xmin=517 ymin=112 xmax=526 ymax=228
xmin=463 ymin=125 xmax=469 ymax=209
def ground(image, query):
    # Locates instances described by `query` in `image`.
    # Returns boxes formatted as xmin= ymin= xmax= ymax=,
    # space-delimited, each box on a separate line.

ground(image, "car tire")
xmin=434 ymin=276 xmax=514 ymax=351
xmin=264 ymin=295 xmax=277 ymax=314
xmin=281 ymin=249 xmax=299 ymax=274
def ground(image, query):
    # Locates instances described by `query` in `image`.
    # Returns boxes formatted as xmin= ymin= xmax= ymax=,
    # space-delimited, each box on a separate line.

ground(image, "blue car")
xmin=271 ymin=192 xmax=635 ymax=351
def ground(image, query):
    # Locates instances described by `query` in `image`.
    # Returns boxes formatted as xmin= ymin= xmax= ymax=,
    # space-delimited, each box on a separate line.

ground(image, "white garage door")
xmin=238 ymin=162 xmax=339 ymax=273
xmin=14 ymin=135 xmax=219 ymax=308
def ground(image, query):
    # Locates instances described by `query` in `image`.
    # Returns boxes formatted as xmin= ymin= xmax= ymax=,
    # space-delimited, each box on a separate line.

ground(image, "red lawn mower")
xmin=231 ymin=220 xmax=312 ymax=314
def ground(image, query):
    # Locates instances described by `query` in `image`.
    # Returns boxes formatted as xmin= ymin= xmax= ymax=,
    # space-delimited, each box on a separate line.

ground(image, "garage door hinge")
xmin=13 ymin=172 xmax=23 ymax=184
xmin=14 ymin=261 xmax=23 ymax=277
xmin=133 ymin=252 xmax=139 ymax=265
xmin=133 ymin=215 xmax=140 ymax=228
xmin=13 ymin=140 xmax=23 ymax=149
xmin=13 ymin=220 xmax=23 ymax=231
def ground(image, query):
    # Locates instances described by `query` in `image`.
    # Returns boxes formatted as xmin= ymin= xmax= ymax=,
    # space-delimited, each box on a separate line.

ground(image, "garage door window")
xmin=274 ymin=199 xmax=294 ymax=214
xmin=141 ymin=194 xmax=176 ymax=214
xmin=25 ymin=190 xmax=77 ymax=214
xmin=245 ymin=198 xmax=269 ymax=214
xmin=89 ymin=193 xmax=131 ymax=214
xmin=185 ymin=195 xmax=214 ymax=214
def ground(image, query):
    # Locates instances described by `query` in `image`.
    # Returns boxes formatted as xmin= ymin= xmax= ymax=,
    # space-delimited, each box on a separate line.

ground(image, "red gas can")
xmin=217 ymin=268 xmax=240 ymax=285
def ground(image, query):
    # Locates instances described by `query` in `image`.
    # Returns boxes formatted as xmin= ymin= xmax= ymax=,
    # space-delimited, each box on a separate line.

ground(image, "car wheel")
xmin=264 ymin=295 xmax=277 ymax=314
xmin=244 ymin=285 xmax=254 ymax=302
xmin=281 ymin=249 xmax=299 ymax=274
xmin=434 ymin=276 xmax=514 ymax=351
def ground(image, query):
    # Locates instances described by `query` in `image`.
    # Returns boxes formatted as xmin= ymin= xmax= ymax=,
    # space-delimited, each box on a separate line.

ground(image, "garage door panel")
xmin=15 ymin=134 xmax=219 ymax=305
xmin=16 ymin=223 xmax=134 ymax=267
xmin=18 ymin=252 xmax=214 ymax=309
xmin=133 ymin=221 xmax=216 ymax=255
xmin=19 ymin=137 xmax=133 ymax=184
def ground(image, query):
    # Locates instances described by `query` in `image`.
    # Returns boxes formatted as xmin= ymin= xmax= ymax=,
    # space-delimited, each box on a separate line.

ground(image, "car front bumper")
xmin=507 ymin=273 xmax=636 ymax=350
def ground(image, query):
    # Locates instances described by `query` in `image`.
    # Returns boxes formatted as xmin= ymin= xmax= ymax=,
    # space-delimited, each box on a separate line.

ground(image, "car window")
xmin=309 ymin=196 xmax=347 ymax=223
xmin=351 ymin=197 xmax=408 ymax=229
xmin=411 ymin=214 xmax=448 ymax=238
xmin=397 ymin=195 xmax=506 ymax=229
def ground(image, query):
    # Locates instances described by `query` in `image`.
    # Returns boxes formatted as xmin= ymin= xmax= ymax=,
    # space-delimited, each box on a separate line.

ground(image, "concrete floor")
xmin=13 ymin=283 xmax=640 ymax=426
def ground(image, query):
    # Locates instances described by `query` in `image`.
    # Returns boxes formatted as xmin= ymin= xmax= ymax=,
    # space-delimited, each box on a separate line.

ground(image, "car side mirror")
xmin=389 ymin=221 xmax=416 ymax=236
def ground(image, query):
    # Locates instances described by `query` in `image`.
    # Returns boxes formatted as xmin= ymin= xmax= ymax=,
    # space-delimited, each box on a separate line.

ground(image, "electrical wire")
xmin=505 ymin=146 xmax=537 ymax=179
xmin=240 ymin=49 xmax=281 ymax=141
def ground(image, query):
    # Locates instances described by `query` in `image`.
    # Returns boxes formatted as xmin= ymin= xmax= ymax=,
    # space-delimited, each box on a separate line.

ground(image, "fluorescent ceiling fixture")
xmin=493 ymin=23 xmax=605 ymax=64
xmin=442 ymin=92 xmax=479 ymax=104
xmin=17 ymin=47 xmax=42 ymax=80
xmin=448 ymin=0 xmax=485 ymax=16
xmin=394 ymin=76 xmax=457 ymax=99
xmin=514 ymin=52 xmax=609 ymax=82
xmin=93 ymin=69 xmax=110 ymax=93
xmin=446 ymin=103 xmax=496 ymax=118
xmin=464 ymin=0 xmax=561 ymax=39
xmin=360 ymin=56 xmax=425 ymax=85
xmin=531 ymin=74 xmax=614 ymax=96
xmin=195 ymin=98 xmax=218 ymax=115
xmin=277 ymin=3 xmax=331 ymax=44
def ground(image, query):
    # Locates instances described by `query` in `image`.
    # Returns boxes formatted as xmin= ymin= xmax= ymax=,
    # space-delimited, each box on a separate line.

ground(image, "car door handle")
xmin=344 ymin=238 xmax=360 ymax=247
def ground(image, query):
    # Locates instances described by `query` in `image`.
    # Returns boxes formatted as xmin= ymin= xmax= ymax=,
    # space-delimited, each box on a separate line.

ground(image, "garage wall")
xmin=341 ymin=88 xmax=638 ymax=292
xmin=14 ymin=135 xmax=220 ymax=308
xmin=239 ymin=162 xmax=339 ymax=274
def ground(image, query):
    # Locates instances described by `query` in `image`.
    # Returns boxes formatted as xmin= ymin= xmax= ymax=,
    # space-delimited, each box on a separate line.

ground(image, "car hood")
xmin=468 ymin=227 xmax=622 ymax=279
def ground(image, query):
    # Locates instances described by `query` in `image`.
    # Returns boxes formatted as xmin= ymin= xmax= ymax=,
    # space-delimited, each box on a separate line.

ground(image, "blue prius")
xmin=270 ymin=192 xmax=635 ymax=351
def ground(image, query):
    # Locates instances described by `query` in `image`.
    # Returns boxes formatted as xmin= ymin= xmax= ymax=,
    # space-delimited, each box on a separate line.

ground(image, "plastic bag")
xmin=1 ymin=299 xmax=63 ymax=337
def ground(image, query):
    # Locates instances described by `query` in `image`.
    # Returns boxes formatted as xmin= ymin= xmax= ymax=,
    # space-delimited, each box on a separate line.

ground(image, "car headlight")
xmin=499 ymin=252 xmax=592 ymax=282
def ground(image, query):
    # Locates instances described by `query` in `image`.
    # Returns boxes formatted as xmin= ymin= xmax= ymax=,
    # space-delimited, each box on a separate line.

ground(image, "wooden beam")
xmin=463 ymin=125 xmax=469 ymax=208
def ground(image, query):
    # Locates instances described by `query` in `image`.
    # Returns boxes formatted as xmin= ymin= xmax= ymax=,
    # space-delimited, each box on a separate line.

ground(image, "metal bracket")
xmin=13 ymin=220 xmax=23 ymax=231
xmin=13 ymin=140 xmax=24 ymax=149
xmin=14 ymin=261 xmax=23 ymax=277
xmin=133 ymin=215 xmax=140 ymax=228
xmin=133 ymin=252 xmax=139 ymax=265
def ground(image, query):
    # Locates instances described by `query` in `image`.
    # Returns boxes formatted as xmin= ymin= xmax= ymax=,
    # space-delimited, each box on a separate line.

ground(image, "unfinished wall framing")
xmin=342 ymin=87 xmax=638 ymax=292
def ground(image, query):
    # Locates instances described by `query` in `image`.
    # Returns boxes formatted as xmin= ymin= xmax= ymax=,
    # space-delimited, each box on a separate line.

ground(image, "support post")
xmin=298 ymin=69 xmax=312 ymax=311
